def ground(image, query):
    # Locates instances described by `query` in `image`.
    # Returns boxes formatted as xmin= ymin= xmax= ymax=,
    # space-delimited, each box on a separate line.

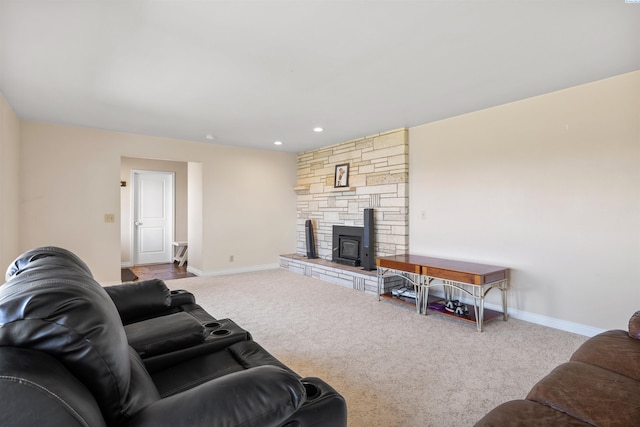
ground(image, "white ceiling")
xmin=1 ymin=1 xmax=639 ymax=153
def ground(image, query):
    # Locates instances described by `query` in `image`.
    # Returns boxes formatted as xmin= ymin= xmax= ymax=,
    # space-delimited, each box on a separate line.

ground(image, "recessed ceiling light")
xmin=205 ymin=134 xmax=215 ymax=140
xmin=274 ymin=141 xmax=283 ymax=146
xmin=313 ymin=127 xmax=324 ymax=132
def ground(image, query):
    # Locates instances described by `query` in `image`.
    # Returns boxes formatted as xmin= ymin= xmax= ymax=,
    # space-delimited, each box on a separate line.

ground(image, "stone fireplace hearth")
xmin=279 ymin=253 xmax=401 ymax=295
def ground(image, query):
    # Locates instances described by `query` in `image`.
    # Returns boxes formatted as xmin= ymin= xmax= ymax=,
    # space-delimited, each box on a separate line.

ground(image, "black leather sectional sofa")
xmin=0 ymin=246 xmax=347 ymax=427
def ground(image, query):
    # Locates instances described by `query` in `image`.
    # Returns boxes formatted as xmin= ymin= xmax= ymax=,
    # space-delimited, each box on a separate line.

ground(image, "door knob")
xmin=134 ymin=221 xmax=143 ymax=226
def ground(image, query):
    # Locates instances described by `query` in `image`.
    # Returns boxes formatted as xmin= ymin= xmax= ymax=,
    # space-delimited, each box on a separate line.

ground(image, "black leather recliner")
xmin=0 ymin=247 xmax=347 ymax=427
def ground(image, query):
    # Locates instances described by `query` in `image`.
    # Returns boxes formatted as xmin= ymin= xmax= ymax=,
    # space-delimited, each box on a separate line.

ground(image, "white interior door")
xmin=133 ymin=171 xmax=174 ymax=265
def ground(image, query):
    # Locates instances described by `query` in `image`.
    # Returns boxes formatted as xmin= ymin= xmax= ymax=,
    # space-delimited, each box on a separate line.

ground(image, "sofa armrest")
xmin=124 ymin=366 xmax=305 ymax=427
xmin=629 ymin=310 xmax=640 ymax=339
xmin=105 ymin=279 xmax=171 ymax=324
xmin=292 ymin=377 xmax=348 ymax=427
xmin=125 ymin=312 xmax=206 ymax=358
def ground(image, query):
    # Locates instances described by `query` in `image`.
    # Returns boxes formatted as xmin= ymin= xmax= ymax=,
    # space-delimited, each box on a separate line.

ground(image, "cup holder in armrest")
xmin=202 ymin=318 xmax=251 ymax=344
xmin=169 ymin=289 xmax=196 ymax=306
xmin=210 ymin=329 xmax=231 ymax=336
xmin=302 ymin=382 xmax=321 ymax=401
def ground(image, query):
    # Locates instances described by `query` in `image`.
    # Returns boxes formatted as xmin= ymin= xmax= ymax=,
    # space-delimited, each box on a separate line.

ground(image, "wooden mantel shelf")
xmin=327 ymin=186 xmax=355 ymax=192
xmin=293 ymin=184 xmax=355 ymax=193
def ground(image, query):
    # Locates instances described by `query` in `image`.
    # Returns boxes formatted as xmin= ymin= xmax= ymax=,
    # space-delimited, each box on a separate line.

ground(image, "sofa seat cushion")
xmin=570 ymin=329 xmax=640 ymax=381
xmin=228 ymin=339 xmax=296 ymax=372
xmin=152 ymin=347 xmax=247 ymax=397
xmin=151 ymin=340 xmax=296 ymax=398
xmin=526 ymin=361 xmax=640 ymax=426
xmin=177 ymin=303 xmax=219 ymax=324
xmin=125 ymin=312 xmax=206 ymax=358
xmin=474 ymin=400 xmax=591 ymax=426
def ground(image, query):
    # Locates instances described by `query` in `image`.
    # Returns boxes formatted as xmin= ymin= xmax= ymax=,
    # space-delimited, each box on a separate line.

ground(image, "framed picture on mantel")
xmin=334 ymin=163 xmax=349 ymax=188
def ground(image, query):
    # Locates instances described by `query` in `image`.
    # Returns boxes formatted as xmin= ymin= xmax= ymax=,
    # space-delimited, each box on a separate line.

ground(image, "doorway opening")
xmin=120 ymin=157 xmax=188 ymax=269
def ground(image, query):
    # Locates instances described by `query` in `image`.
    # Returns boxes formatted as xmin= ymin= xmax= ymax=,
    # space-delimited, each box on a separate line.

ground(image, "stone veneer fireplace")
xmin=294 ymin=128 xmax=409 ymax=270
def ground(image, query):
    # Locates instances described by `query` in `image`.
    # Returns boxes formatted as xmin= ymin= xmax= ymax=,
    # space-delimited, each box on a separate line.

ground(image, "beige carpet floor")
xmin=167 ymin=269 xmax=588 ymax=427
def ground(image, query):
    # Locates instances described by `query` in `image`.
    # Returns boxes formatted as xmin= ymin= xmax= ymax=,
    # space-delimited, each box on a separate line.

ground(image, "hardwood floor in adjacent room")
xmin=128 ymin=263 xmax=196 ymax=282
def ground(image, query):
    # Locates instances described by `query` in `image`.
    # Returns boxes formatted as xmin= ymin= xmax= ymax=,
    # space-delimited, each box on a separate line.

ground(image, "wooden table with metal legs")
xmin=377 ymin=254 xmax=509 ymax=332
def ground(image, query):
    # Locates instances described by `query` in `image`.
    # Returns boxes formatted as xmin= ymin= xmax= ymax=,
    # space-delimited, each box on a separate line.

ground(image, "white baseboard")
xmin=187 ymin=263 xmax=280 ymax=277
xmin=497 ymin=303 xmax=605 ymax=338
xmin=428 ymin=289 xmax=604 ymax=337
xmin=120 ymin=262 xmax=133 ymax=268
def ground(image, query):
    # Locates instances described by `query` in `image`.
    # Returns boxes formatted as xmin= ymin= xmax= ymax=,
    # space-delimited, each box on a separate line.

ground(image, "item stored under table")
xmin=376 ymin=254 xmax=509 ymax=332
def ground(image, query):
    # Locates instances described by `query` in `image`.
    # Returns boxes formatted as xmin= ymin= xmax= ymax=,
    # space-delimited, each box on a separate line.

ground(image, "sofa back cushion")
xmin=0 ymin=347 xmax=107 ymax=427
xmin=570 ymin=329 xmax=640 ymax=381
xmin=629 ymin=310 xmax=640 ymax=340
xmin=0 ymin=247 xmax=159 ymax=425
xmin=5 ymin=245 xmax=94 ymax=281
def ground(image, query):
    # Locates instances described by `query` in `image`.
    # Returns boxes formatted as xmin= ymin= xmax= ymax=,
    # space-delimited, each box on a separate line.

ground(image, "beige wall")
xmin=120 ymin=157 xmax=188 ymax=266
xmin=0 ymin=92 xmax=20 ymax=270
xmin=5 ymin=71 xmax=639 ymax=333
xmin=409 ymin=71 xmax=640 ymax=332
xmin=187 ymin=162 xmax=203 ymax=271
xmin=19 ymin=122 xmax=298 ymax=282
